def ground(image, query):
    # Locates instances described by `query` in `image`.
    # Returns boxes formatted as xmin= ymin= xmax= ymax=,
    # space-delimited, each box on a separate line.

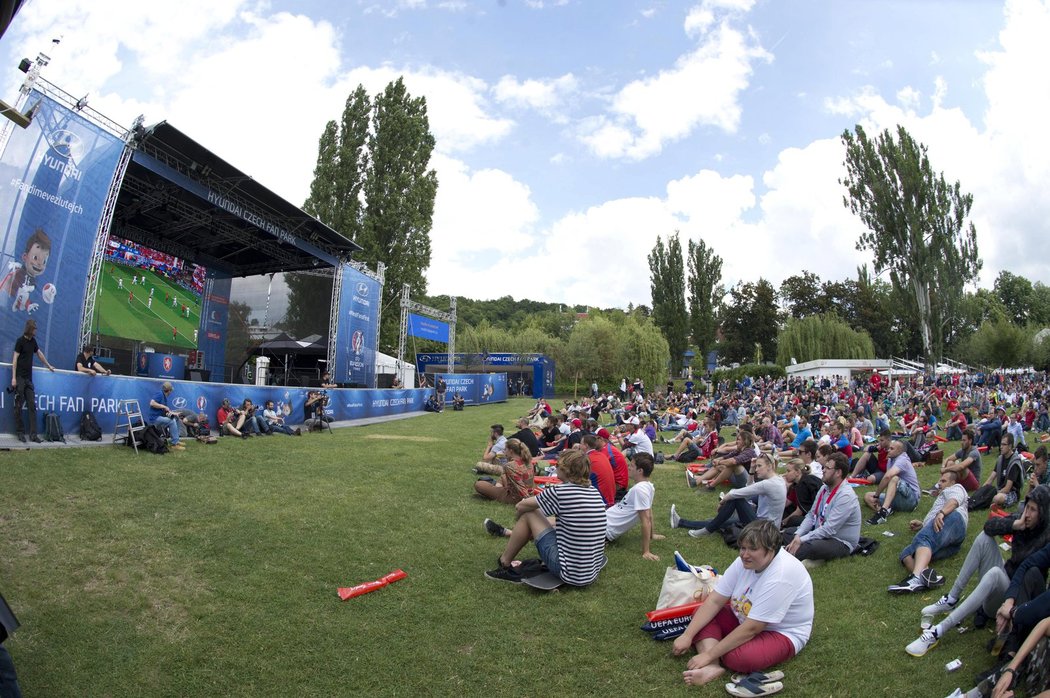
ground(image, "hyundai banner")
xmin=0 ymin=90 xmax=126 ymax=366
xmin=434 ymin=372 xmax=507 ymax=405
xmin=333 ymin=264 xmax=380 ymax=387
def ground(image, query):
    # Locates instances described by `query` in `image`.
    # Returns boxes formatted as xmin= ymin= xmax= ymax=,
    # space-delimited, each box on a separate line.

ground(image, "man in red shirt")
xmin=582 ymin=434 xmax=616 ymax=507
xmin=944 ymin=409 xmax=968 ymax=441
xmin=595 ymin=428 xmax=629 ymax=498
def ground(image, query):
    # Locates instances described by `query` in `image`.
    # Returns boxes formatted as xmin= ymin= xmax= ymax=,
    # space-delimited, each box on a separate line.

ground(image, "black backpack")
xmin=140 ymin=425 xmax=169 ymax=454
xmin=43 ymin=412 xmax=65 ymax=443
xmin=79 ymin=411 xmax=103 ymax=441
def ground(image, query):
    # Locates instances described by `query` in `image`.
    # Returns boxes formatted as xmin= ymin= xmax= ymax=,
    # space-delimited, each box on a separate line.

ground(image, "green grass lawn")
xmin=0 ymin=400 xmax=1020 ymax=696
xmin=92 ymin=264 xmax=202 ymax=349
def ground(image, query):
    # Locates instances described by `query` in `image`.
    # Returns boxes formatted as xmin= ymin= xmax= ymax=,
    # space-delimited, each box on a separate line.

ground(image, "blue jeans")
xmin=679 ymin=498 xmax=758 ymax=533
xmin=899 ymin=511 xmax=966 ymax=563
xmin=152 ymin=415 xmax=180 ymax=445
xmin=0 ymin=645 xmax=22 ymax=698
xmin=535 ymin=527 xmax=561 ymax=577
xmin=946 ymin=425 xmax=962 ymax=441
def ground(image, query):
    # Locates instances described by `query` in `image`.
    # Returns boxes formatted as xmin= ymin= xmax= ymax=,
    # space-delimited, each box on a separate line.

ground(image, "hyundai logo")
xmin=49 ymin=129 xmax=84 ymax=160
xmin=356 ymin=282 xmax=368 ymax=296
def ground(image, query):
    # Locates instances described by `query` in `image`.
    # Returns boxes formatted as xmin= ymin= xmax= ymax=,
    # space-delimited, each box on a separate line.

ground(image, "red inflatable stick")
xmin=646 ymin=601 xmax=701 ymax=622
xmin=534 ymin=476 xmax=562 ymax=485
xmin=338 ymin=569 xmax=407 ymax=600
xmin=847 ymin=477 xmax=874 ymax=486
xmin=933 ymin=434 xmax=948 ymax=443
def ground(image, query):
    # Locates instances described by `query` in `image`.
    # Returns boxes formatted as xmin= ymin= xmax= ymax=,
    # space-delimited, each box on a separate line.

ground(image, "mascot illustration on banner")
xmin=1 ymin=228 xmax=56 ymax=313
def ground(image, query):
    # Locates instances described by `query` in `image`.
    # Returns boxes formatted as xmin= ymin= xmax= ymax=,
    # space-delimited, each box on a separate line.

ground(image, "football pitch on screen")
xmin=93 ymin=264 xmax=202 ymax=349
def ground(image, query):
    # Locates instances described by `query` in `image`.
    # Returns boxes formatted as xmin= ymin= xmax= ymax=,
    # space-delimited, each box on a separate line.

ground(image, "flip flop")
xmin=730 ymin=671 xmax=785 ymax=685
xmin=725 ymin=678 xmax=784 ymax=697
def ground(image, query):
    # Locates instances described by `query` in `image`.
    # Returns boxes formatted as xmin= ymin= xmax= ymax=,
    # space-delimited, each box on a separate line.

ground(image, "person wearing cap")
xmin=147 ymin=381 xmax=186 ymax=450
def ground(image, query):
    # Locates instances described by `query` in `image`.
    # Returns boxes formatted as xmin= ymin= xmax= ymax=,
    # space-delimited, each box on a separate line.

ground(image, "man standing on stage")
xmin=10 ymin=319 xmax=55 ymax=443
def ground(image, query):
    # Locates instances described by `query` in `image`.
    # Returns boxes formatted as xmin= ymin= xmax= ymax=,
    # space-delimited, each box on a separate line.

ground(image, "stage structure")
xmin=396 ymin=283 xmax=456 ymax=385
xmin=0 ymin=57 xmax=381 ymax=384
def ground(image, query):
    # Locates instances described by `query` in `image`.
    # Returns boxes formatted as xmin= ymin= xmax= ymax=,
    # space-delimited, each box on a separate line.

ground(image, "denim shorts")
xmin=900 ymin=510 xmax=966 ymax=562
xmin=535 ymin=527 xmax=561 ymax=576
xmin=881 ymin=480 xmax=919 ymax=512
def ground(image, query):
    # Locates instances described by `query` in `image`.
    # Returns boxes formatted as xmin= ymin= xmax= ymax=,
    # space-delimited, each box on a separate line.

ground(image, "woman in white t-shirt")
xmin=672 ymin=519 xmax=814 ymax=688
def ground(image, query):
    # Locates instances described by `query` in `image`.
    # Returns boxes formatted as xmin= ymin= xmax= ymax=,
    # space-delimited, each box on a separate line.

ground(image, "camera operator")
xmin=241 ymin=398 xmax=270 ymax=435
xmin=304 ymin=390 xmax=331 ymax=431
xmin=218 ymin=398 xmax=248 ymax=438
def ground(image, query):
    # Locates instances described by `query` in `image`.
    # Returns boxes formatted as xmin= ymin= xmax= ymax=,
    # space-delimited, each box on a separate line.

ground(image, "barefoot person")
xmin=671 ymin=519 xmax=813 ymax=688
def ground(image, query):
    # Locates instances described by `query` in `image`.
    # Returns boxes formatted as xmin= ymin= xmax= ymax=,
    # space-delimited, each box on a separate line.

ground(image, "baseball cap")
xmin=597 ymin=428 xmax=611 ymax=440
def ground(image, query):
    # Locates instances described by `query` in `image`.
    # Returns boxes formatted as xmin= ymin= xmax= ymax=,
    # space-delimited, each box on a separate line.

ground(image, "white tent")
xmin=375 ymin=351 xmax=416 ymax=388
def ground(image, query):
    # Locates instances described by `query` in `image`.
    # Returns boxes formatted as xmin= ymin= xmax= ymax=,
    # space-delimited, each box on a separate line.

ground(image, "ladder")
xmin=113 ymin=399 xmax=147 ymax=453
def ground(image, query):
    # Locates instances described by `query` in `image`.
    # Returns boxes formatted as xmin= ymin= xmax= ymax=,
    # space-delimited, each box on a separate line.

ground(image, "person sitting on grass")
xmin=483 ymin=449 xmax=608 ymax=586
xmin=595 ymin=428 xmax=629 ymax=500
xmin=581 ymin=434 xmax=616 ymax=508
xmin=850 ymin=429 xmax=892 ymax=484
xmin=1030 ymin=446 xmax=1049 ymax=489
xmin=781 ymin=456 xmax=823 ymax=530
xmin=508 ymin=417 xmax=542 ymax=458
xmin=863 ymin=439 xmax=921 ymax=525
xmin=262 ymin=400 xmax=300 ymax=436
xmin=474 ymin=424 xmax=507 ymax=473
xmin=617 ymin=421 xmax=654 ymax=461
xmin=784 ymin=452 xmax=861 ymax=564
xmin=474 ymin=438 xmax=538 ymax=505
xmin=928 ymin=428 xmax=982 ymax=495
xmin=670 ymin=417 xmax=719 ymax=463
xmin=904 ymin=485 xmax=1050 ymax=657
xmin=887 ymin=469 xmax=968 ymax=594
xmin=670 ymin=453 xmax=786 ymax=539
xmin=974 ymin=433 xmax=1027 ymax=510
xmin=671 ymin=519 xmax=813 ymax=688
xmin=148 ymin=380 xmax=186 ymax=451
xmin=218 ymin=398 xmax=248 ymax=438
xmin=605 ymin=453 xmax=664 ymax=560
xmin=979 ymin=615 xmax=1050 ymax=698
xmin=694 ymin=429 xmax=758 ymax=490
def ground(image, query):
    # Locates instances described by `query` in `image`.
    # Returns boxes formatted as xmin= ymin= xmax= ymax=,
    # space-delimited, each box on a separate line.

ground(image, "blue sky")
xmin=2 ymin=0 xmax=1047 ymax=321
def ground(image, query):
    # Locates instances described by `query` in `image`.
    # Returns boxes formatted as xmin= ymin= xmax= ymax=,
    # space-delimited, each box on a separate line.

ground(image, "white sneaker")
xmin=685 ymin=470 xmax=697 ymax=488
xmin=687 ymin=527 xmax=711 ymax=538
xmin=922 ymin=594 xmax=958 ymax=617
xmin=906 ymin=628 xmax=940 ymax=657
xmin=670 ymin=504 xmax=681 ymax=529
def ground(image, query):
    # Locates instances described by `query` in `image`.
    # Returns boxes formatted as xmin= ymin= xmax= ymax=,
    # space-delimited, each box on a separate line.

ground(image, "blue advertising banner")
xmin=407 ymin=313 xmax=449 ymax=342
xmin=435 ymin=372 xmax=508 ymax=405
xmin=333 ymin=264 xmax=380 ymax=387
xmin=0 ymin=90 xmax=125 ymax=367
xmin=198 ymin=271 xmax=232 ymax=381
xmin=416 ymin=353 xmax=554 ymax=399
xmin=135 ymin=352 xmax=186 ymax=380
xmin=1 ymin=365 xmax=433 ymax=436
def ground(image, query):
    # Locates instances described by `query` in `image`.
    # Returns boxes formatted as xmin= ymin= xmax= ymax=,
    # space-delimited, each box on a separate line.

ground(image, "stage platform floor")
xmin=0 ymin=410 xmax=427 ymax=451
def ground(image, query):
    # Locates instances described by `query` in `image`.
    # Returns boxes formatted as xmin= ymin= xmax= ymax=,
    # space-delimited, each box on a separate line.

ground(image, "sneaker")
xmin=471 ymin=467 xmax=481 ymax=474
xmin=170 ymin=443 xmax=186 ymax=451
xmin=888 ymin=574 xmax=924 ymax=594
xmin=685 ymin=470 xmax=697 ymax=488
xmin=920 ymin=568 xmax=946 ymax=588
xmin=867 ymin=507 xmax=891 ymax=525
xmin=484 ymin=564 xmax=522 ymax=583
xmin=922 ymin=595 xmax=958 ymax=618
xmin=483 ymin=518 xmax=506 ymax=537
xmin=906 ymin=628 xmax=940 ymax=657
xmin=802 ymin=559 xmax=825 ymax=570
xmin=923 ymin=486 xmax=941 ymax=497
xmin=687 ymin=527 xmax=711 ymax=538
xmin=670 ymin=504 xmax=681 ymax=529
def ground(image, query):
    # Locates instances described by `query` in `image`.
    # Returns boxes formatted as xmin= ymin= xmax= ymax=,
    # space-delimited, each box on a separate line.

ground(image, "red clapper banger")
xmin=338 ymin=569 xmax=407 ymax=600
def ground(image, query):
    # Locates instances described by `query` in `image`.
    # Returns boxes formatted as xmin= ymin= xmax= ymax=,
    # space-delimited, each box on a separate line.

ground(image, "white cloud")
xmin=581 ymin=6 xmax=771 ymax=160
xmin=493 ymin=73 xmax=577 ymax=114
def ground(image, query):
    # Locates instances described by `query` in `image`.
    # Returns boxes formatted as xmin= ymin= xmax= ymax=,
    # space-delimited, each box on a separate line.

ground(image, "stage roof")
xmin=111 ymin=121 xmax=361 ymax=277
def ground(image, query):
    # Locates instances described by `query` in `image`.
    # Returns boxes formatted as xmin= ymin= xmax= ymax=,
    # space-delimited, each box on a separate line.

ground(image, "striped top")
xmin=537 ymin=483 xmax=608 ymax=586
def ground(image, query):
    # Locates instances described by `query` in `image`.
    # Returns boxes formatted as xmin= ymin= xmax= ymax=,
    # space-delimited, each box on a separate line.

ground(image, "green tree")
xmin=1030 ymin=283 xmax=1050 ymax=327
xmin=290 ymin=86 xmax=373 ymax=339
xmin=779 ymin=271 xmax=821 ymax=319
xmin=854 ymin=265 xmax=902 ymax=357
xmin=360 ymin=78 xmax=439 ymax=350
xmin=776 ymin=313 xmax=875 ymax=365
xmin=956 ymin=319 xmax=1031 ymax=368
xmin=840 ymin=124 xmax=981 ymax=365
xmin=647 ymin=232 xmax=688 ymax=375
xmin=993 ymin=270 xmax=1033 ymax=326
xmin=686 ymin=238 xmax=722 ymax=364
xmin=719 ymin=279 xmax=781 ymax=364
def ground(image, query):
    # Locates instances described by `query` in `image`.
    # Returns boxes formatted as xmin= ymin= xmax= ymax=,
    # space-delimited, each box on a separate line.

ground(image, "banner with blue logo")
xmin=135 ymin=352 xmax=186 ymax=379
xmin=198 ymin=271 xmax=232 ymax=381
xmin=435 ymin=372 xmax=507 ymax=405
xmin=0 ymin=90 xmax=126 ymax=367
xmin=333 ymin=264 xmax=380 ymax=387
xmin=1 ymin=365 xmax=434 ymax=436
xmin=407 ymin=313 xmax=449 ymax=342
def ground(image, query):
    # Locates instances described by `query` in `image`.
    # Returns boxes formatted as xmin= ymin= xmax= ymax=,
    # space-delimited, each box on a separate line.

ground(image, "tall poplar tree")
xmin=647 ymin=232 xmax=688 ymax=375
xmin=686 ymin=238 xmax=722 ymax=366
xmin=361 ymin=77 xmax=439 ymax=350
xmin=841 ymin=124 xmax=980 ymax=365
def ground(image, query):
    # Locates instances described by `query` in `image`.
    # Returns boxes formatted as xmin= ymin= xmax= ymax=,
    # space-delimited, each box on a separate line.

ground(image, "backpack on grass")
xmin=140 ymin=425 xmax=169 ymax=455
xmin=79 ymin=411 xmax=103 ymax=441
xmin=43 ymin=412 xmax=65 ymax=443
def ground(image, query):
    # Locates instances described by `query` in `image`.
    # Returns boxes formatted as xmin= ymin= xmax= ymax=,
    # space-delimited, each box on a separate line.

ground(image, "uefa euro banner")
xmin=198 ymin=271 xmax=232 ymax=381
xmin=333 ymin=264 xmax=380 ymax=387
xmin=0 ymin=89 xmax=125 ymax=366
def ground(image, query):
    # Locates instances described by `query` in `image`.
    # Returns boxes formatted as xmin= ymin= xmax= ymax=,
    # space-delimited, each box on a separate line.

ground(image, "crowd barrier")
xmin=2 ymin=366 xmax=507 ymax=437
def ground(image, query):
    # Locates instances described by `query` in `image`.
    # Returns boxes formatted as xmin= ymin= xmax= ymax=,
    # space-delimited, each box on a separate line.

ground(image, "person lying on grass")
xmin=483 ymin=448 xmax=607 ymax=586
xmin=604 ymin=452 xmax=664 ymax=560
xmin=672 ymin=519 xmax=813 ymax=688
xmin=474 ymin=438 xmax=538 ymax=505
